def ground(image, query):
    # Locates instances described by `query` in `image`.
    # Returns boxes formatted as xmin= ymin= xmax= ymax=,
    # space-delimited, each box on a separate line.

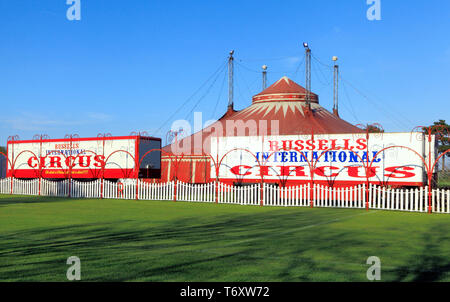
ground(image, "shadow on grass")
xmin=0 ymin=195 xmax=77 ymax=206
xmin=0 ymin=205 xmax=448 ymax=281
xmin=392 ymin=223 xmax=450 ymax=282
xmin=0 ymin=209 xmax=373 ymax=281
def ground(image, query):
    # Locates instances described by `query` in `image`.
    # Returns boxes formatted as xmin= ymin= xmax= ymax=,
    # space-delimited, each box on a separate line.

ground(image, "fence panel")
xmin=0 ymin=178 xmax=449 ymax=214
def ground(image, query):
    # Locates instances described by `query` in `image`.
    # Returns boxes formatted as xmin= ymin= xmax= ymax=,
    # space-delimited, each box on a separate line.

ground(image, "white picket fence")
xmin=0 ymin=178 xmax=449 ymax=214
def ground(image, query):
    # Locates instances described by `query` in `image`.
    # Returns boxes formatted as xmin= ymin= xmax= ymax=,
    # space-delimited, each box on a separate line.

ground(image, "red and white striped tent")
xmin=161 ymin=76 xmax=363 ymax=183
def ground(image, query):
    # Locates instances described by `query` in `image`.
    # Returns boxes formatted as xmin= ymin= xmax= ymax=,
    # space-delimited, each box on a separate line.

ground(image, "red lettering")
xmin=27 ymin=157 xmax=38 ymax=168
xmin=49 ymin=156 xmax=62 ymax=168
xmin=318 ymin=139 xmax=329 ymax=151
xmin=230 ymin=165 xmax=252 ymax=176
xmin=278 ymin=166 xmax=306 ymax=177
xmin=294 ymin=140 xmax=304 ymax=151
xmin=305 ymin=139 xmax=315 ymax=151
xmin=269 ymin=141 xmax=279 ymax=152
xmin=78 ymin=156 xmax=91 ymax=168
xmin=281 ymin=140 xmax=293 ymax=151
xmin=330 ymin=139 xmax=341 ymax=150
xmin=256 ymin=166 xmax=271 ymax=177
xmin=65 ymin=156 xmax=76 ymax=168
xmin=39 ymin=157 xmax=46 ymax=169
xmin=93 ymin=155 xmax=106 ymax=168
xmin=384 ymin=166 xmax=415 ymax=179
xmin=314 ymin=166 xmax=340 ymax=177
xmin=347 ymin=166 xmax=378 ymax=178
xmin=343 ymin=139 xmax=353 ymax=150
xmin=356 ymin=138 xmax=367 ymax=150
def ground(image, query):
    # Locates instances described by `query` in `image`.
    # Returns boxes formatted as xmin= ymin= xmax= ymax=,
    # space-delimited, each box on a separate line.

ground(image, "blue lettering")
xmin=290 ymin=152 xmax=298 ymax=163
xmin=362 ymin=152 xmax=368 ymax=162
xmin=281 ymin=152 xmax=289 ymax=162
xmin=372 ymin=151 xmax=381 ymax=163
xmin=312 ymin=151 xmax=319 ymax=161
xmin=273 ymin=152 xmax=279 ymax=163
xmin=338 ymin=151 xmax=347 ymax=162
xmin=330 ymin=151 xmax=337 ymax=162
xmin=349 ymin=151 xmax=359 ymax=163
xmin=299 ymin=152 xmax=308 ymax=162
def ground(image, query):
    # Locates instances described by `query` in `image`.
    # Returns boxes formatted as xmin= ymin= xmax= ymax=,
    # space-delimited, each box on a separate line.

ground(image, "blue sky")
xmin=0 ymin=0 xmax=449 ymax=146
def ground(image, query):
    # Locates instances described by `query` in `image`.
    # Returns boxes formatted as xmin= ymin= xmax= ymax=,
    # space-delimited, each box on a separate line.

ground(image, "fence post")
xmin=100 ymin=178 xmax=104 ymax=199
xmin=68 ymin=178 xmax=71 ymax=198
xmin=10 ymin=176 xmax=13 ymax=195
xmin=260 ymin=182 xmax=264 ymax=206
xmin=173 ymin=179 xmax=177 ymax=202
xmin=428 ymin=186 xmax=432 ymax=214
xmin=215 ymin=181 xmax=218 ymax=204
xmin=365 ymin=183 xmax=370 ymax=211
xmin=135 ymin=179 xmax=139 ymax=201
xmin=447 ymin=189 xmax=450 ymax=214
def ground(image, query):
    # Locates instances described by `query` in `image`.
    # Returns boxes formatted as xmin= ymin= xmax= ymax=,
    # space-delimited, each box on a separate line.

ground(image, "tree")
xmin=424 ymin=120 xmax=450 ymax=171
xmin=0 ymin=146 xmax=6 ymax=155
xmin=364 ymin=124 xmax=384 ymax=133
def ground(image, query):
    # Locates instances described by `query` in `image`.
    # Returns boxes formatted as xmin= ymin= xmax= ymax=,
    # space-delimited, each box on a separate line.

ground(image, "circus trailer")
xmin=6 ymin=135 xmax=161 ymax=180
xmin=210 ymin=132 xmax=436 ymax=187
xmin=0 ymin=154 xmax=5 ymax=178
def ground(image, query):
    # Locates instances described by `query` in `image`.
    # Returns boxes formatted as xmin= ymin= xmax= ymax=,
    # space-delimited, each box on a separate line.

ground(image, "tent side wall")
xmin=161 ymin=156 xmax=211 ymax=183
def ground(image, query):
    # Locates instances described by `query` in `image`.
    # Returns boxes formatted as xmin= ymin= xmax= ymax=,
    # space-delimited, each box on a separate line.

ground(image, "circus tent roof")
xmin=164 ymin=76 xmax=363 ymax=155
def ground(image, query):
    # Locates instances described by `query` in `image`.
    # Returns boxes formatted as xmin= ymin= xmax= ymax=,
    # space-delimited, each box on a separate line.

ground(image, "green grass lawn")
xmin=0 ymin=194 xmax=449 ymax=282
xmin=439 ymin=178 xmax=450 ymax=188
xmin=438 ymin=171 xmax=450 ymax=188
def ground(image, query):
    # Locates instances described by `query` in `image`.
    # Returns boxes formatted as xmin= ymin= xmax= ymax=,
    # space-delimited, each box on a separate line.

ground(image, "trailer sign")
xmin=7 ymin=136 xmax=161 ymax=179
xmin=210 ymin=133 xmax=435 ymax=186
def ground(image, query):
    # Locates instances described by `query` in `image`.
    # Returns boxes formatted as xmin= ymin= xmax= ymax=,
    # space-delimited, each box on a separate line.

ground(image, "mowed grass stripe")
xmin=0 ymin=195 xmax=449 ymax=281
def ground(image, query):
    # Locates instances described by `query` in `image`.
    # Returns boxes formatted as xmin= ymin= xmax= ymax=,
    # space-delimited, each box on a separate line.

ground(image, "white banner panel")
xmin=210 ymin=133 xmax=435 ymax=186
xmin=8 ymin=138 xmax=137 ymax=178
